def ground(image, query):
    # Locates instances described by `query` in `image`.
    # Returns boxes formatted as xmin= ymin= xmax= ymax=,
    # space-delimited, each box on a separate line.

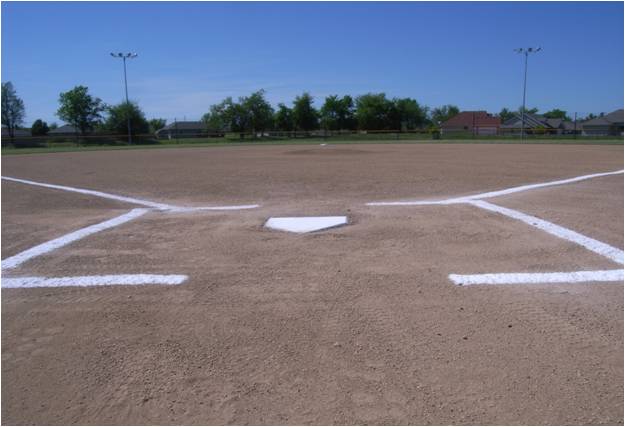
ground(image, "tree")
xmin=31 ymin=119 xmax=49 ymax=136
xmin=148 ymin=118 xmax=166 ymax=133
xmin=202 ymin=98 xmax=236 ymax=131
xmin=391 ymin=98 xmax=428 ymax=130
xmin=56 ymin=86 xmax=105 ymax=135
xmin=355 ymin=93 xmax=394 ymax=130
xmin=582 ymin=113 xmax=597 ymax=121
xmin=431 ymin=105 xmax=460 ymax=125
xmin=292 ymin=92 xmax=319 ymax=131
xmin=49 ymin=122 xmax=58 ymax=130
xmin=518 ymin=106 xmax=539 ymax=115
xmin=274 ymin=103 xmax=295 ymax=131
xmin=543 ymin=109 xmax=571 ymax=121
xmin=104 ymin=102 xmax=149 ymax=136
xmin=1 ymin=81 xmax=26 ymax=138
xmin=319 ymin=95 xmax=355 ymax=130
xmin=498 ymin=107 xmax=515 ymax=122
xmin=241 ymin=90 xmax=274 ymax=135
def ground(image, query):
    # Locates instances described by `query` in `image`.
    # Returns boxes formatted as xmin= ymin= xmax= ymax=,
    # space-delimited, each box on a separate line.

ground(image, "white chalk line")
xmin=449 ymin=269 xmax=624 ymax=286
xmin=2 ymin=274 xmax=188 ymax=288
xmin=1 ymin=176 xmax=260 ymax=212
xmin=471 ymin=200 xmax=624 ymax=265
xmin=1 ymin=208 xmax=149 ymax=271
xmin=367 ymin=169 xmax=624 ymax=206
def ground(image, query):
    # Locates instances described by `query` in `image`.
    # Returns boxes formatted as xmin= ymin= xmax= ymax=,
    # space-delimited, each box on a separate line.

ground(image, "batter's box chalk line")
xmin=367 ymin=170 xmax=624 ymax=286
xmin=1 ymin=175 xmax=262 ymax=288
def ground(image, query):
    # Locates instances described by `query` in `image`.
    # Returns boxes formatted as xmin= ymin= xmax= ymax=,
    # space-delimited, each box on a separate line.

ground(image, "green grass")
xmin=2 ymin=135 xmax=623 ymax=155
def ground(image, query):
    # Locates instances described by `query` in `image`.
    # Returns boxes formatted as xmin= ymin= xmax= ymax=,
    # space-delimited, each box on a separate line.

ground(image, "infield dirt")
xmin=2 ymin=143 xmax=623 ymax=425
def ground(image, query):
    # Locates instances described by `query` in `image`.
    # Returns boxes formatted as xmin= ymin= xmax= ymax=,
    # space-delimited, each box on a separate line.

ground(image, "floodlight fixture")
xmin=110 ymin=51 xmax=139 ymax=144
xmin=514 ymin=47 xmax=543 ymax=141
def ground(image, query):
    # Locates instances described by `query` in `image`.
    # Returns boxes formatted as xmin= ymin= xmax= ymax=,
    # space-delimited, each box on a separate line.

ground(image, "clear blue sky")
xmin=2 ymin=1 xmax=623 ymax=124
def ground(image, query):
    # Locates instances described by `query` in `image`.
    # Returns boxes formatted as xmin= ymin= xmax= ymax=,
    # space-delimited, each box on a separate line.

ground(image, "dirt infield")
xmin=2 ymin=143 xmax=623 ymax=425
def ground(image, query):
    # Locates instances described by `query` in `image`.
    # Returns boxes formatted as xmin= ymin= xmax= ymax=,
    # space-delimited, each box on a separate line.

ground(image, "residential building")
xmin=440 ymin=111 xmax=500 ymax=135
xmin=582 ymin=109 xmax=624 ymax=136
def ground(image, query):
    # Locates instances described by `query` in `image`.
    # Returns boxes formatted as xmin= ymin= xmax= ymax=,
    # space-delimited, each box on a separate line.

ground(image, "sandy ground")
xmin=1 ymin=143 xmax=623 ymax=425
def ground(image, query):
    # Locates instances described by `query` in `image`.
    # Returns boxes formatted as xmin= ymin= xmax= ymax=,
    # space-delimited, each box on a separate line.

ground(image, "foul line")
xmin=2 ymin=274 xmax=188 ymax=288
xmin=367 ymin=169 xmax=624 ymax=206
xmin=471 ymin=200 xmax=624 ymax=265
xmin=449 ymin=269 xmax=624 ymax=286
xmin=1 ymin=208 xmax=149 ymax=271
xmin=1 ymin=176 xmax=260 ymax=212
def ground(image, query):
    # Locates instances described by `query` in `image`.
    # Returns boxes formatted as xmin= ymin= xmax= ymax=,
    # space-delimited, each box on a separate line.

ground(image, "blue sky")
xmin=2 ymin=1 xmax=623 ymax=124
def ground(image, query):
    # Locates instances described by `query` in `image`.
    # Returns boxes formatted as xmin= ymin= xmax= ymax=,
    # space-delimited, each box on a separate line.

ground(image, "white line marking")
xmin=1 ymin=208 xmax=149 ymax=271
xmin=449 ymin=269 xmax=624 ymax=286
xmin=471 ymin=200 xmax=624 ymax=265
xmin=367 ymin=169 xmax=624 ymax=206
xmin=1 ymin=274 xmax=188 ymax=288
xmin=2 ymin=176 xmax=175 ymax=210
xmin=168 ymin=205 xmax=260 ymax=212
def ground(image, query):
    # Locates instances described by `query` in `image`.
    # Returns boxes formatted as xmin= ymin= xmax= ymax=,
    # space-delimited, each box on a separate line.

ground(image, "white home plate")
xmin=265 ymin=216 xmax=348 ymax=233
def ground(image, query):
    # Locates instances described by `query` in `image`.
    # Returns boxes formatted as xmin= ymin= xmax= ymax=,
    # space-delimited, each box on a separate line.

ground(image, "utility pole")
xmin=110 ymin=52 xmax=138 ymax=144
xmin=514 ymin=47 xmax=542 ymax=142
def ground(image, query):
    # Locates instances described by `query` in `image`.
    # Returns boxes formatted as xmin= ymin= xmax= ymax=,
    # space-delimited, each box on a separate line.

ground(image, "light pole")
xmin=514 ymin=47 xmax=541 ymax=141
xmin=110 ymin=52 xmax=138 ymax=144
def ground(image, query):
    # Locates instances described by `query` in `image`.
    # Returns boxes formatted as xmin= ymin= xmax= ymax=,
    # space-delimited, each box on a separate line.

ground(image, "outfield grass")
xmin=2 ymin=135 xmax=623 ymax=155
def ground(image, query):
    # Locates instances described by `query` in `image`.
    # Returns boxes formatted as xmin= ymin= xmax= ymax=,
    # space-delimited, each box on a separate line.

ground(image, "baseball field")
xmin=2 ymin=142 xmax=623 ymax=424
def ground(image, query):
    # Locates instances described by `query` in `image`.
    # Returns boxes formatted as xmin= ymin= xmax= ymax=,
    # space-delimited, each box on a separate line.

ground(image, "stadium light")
xmin=514 ymin=47 xmax=542 ymax=141
xmin=110 ymin=52 xmax=139 ymax=144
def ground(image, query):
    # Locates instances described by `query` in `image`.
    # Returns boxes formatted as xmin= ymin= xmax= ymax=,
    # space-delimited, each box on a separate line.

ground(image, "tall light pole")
xmin=110 ymin=52 xmax=138 ymax=144
xmin=514 ymin=47 xmax=541 ymax=141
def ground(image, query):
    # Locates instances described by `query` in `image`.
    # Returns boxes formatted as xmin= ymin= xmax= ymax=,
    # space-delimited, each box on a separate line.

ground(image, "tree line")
xmin=1 ymin=81 xmax=604 ymax=138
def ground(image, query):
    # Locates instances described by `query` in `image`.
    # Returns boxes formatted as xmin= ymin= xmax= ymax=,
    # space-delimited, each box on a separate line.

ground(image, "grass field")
xmin=2 ymin=143 xmax=623 ymax=424
xmin=2 ymin=135 xmax=623 ymax=155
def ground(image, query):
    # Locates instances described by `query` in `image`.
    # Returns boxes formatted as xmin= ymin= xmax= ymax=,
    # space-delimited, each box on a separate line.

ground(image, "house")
xmin=1 ymin=127 xmax=31 ymax=138
xmin=500 ymin=113 xmax=579 ymax=135
xmin=155 ymin=121 xmax=223 ymax=139
xmin=582 ymin=109 xmax=624 ymax=136
xmin=48 ymin=124 xmax=80 ymax=136
xmin=440 ymin=111 xmax=500 ymax=135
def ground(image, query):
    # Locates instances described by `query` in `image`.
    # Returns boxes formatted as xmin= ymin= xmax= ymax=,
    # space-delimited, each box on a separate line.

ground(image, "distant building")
xmin=155 ymin=121 xmax=223 ymax=139
xmin=440 ymin=111 xmax=500 ymax=135
xmin=582 ymin=109 xmax=624 ymax=136
xmin=500 ymin=113 xmax=580 ymax=135
xmin=48 ymin=124 xmax=80 ymax=136
xmin=1 ymin=127 xmax=31 ymax=138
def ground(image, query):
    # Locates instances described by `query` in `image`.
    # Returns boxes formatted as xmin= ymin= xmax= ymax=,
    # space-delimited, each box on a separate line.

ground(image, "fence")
xmin=2 ymin=127 xmax=621 ymax=149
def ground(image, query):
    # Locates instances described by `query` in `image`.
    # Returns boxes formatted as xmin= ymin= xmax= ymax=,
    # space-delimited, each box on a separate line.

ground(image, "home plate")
xmin=264 ymin=216 xmax=348 ymax=233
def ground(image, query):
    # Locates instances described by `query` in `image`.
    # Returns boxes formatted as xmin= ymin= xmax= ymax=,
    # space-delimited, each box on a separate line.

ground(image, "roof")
xmin=48 ymin=124 xmax=79 ymax=134
xmin=156 ymin=121 xmax=205 ymax=132
xmin=441 ymin=111 xmax=500 ymax=128
xmin=501 ymin=113 xmax=551 ymax=129
xmin=1 ymin=127 xmax=31 ymax=137
xmin=583 ymin=109 xmax=624 ymax=126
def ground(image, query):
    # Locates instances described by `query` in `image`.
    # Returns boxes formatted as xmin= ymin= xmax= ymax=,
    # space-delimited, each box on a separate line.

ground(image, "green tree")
xmin=202 ymin=98 xmax=236 ymax=131
xmin=274 ymin=103 xmax=295 ymax=131
xmin=319 ymin=95 xmax=355 ymax=130
xmin=148 ymin=118 xmax=167 ymax=133
xmin=543 ymin=109 xmax=571 ymax=121
xmin=355 ymin=93 xmax=394 ymax=130
xmin=241 ymin=90 xmax=274 ymax=135
xmin=498 ymin=107 xmax=515 ymax=122
xmin=518 ymin=106 xmax=539 ymax=115
xmin=391 ymin=98 xmax=428 ymax=130
xmin=292 ymin=92 xmax=319 ymax=131
xmin=431 ymin=105 xmax=460 ymax=125
xmin=49 ymin=122 xmax=58 ymax=130
xmin=1 ymin=81 xmax=26 ymax=138
xmin=104 ymin=102 xmax=149 ymax=136
xmin=31 ymin=119 xmax=50 ymax=136
xmin=56 ymin=86 xmax=105 ymax=135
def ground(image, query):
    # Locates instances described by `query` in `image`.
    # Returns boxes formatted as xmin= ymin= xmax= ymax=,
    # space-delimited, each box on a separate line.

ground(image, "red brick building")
xmin=440 ymin=111 xmax=501 ymax=136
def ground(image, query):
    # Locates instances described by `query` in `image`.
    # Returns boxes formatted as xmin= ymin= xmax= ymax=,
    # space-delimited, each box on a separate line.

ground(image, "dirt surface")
xmin=2 ymin=143 xmax=623 ymax=425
